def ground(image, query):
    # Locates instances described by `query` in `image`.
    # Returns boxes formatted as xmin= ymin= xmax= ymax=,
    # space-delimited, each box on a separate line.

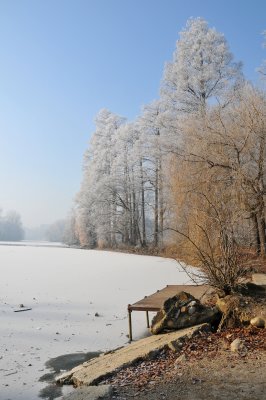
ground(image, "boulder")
xmin=174 ymin=353 xmax=187 ymax=366
xmin=150 ymin=291 xmax=220 ymax=335
xmin=216 ymin=293 xmax=266 ymax=330
xmin=216 ymin=295 xmax=246 ymax=328
xmin=250 ymin=316 xmax=265 ymax=328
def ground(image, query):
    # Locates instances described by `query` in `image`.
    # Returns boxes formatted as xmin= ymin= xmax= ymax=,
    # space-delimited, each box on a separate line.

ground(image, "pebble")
xmin=230 ymin=338 xmax=246 ymax=353
xmin=174 ymin=353 xmax=187 ymax=366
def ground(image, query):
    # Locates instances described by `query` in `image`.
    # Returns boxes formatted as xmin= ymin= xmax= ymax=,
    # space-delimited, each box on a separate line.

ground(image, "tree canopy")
xmin=67 ymin=18 xmax=266 ymax=291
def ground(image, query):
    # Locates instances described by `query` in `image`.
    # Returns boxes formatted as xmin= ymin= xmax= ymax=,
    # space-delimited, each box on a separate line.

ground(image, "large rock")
xmin=250 ymin=316 xmax=265 ymax=328
xmin=150 ymin=291 xmax=219 ymax=335
xmin=216 ymin=293 xmax=266 ymax=329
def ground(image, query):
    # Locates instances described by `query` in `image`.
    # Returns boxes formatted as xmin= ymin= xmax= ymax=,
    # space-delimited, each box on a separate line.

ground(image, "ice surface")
xmin=0 ymin=244 xmax=191 ymax=399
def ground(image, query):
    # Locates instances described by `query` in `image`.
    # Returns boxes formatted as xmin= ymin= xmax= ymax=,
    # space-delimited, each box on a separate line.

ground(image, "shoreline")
xmin=56 ymin=275 xmax=266 ymax=400
xmin=39 ymin=352 xmax=101 ymax=399
xmin=113 ymin=347 xmax=266 ymax=400
xmin=58 ymin=326 xmax=266 ymax=400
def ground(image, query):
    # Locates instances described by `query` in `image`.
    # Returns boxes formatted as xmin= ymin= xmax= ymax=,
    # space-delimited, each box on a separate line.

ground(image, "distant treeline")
xmin=0 ymin=209 xmax=68 ymax=243
xmin=25 ymin=220 xmax=67 ymax=243
xmin=0 ymin=210 xmax=24 ymax=241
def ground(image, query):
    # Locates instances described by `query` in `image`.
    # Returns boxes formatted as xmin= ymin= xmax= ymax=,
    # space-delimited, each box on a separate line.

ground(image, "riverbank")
xmin=105 ymin=326 xmax=266 ymax=400
xmin=56 ymin=324 xmax=266 ymax=400
xmin=56 ymin=324 xmax=208 ymax=387
xmin=57 ymin=274 xmax=266 ymax=400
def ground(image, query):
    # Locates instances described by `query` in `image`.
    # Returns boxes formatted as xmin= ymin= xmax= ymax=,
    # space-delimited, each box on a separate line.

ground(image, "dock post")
xmin=128 ymin=305 xmax=132 ymax=342
xmin=146 ymin=311 xmax=150 ymax=328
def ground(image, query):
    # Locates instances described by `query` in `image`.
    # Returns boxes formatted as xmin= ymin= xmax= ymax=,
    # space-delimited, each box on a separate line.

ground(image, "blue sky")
xmin=0 ymin=0 xmax=265 ymax=228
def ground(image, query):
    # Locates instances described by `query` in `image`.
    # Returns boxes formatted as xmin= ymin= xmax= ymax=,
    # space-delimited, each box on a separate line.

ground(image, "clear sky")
xmin=0 ymin=0 xmax=265 ymax=228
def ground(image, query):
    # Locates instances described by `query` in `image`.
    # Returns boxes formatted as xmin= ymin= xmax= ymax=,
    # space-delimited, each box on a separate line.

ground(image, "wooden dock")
xmin=127 ymin=284 xmax=211 ymax=341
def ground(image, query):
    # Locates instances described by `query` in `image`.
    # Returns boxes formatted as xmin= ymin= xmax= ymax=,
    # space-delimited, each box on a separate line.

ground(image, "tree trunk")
xmin=256 ymin=137 xmax=266 ymax=255
xmin=128 ymin=192 xmax=133 ymax=245
xmin=253 ymin=215 xmax=261 ymax=255
xmin=140 ymin=160 xmax=146 ymax=247
xmin=154 ymin=166 xmax=159 ymax=247
xmin=131 ymin=189 xmax=137 ymax=246
xmin=124 ymin=165 xmax=130 ymax=245
xmin=110 ymin=193 xmax=116 ymax=247
xmin=256 ymin=212 xmax=266 ymax=256
xmin=158 ymin=160 xmax=164 ymax=247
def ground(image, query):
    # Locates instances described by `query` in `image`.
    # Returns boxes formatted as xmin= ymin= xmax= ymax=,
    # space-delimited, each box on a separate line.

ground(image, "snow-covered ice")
xmin=0 ymin=244 xmax=190 ymax=399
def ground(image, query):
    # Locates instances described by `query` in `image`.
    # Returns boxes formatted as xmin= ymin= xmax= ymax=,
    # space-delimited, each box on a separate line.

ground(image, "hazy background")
xmin=0 ymin=0 xmax=265 ymax=229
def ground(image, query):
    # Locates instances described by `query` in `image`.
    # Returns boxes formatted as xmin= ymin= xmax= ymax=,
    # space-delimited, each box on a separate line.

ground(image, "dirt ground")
xmin=102 ymin=328 xmax=266 ymax=400
xmin=112 ymin=352 xmax=266 ymax=400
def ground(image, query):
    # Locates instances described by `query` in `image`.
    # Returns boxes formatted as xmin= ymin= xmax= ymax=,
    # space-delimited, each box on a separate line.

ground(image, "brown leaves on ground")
xmin=181 ymin=326 xmax=266 ymax=360
xmin=100 ymin=327 xmax=266 ymax=392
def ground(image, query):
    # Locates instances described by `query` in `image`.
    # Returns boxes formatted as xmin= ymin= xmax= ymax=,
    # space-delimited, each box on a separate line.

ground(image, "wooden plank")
xmin=128 ymin=285 xmax=210 ymax=312
xmin=128 ymin=309 xmax=132 ymax=342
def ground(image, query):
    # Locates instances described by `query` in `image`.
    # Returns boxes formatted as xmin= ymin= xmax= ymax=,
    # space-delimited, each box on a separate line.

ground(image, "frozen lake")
xmin=0 ymin=243 xmax=190 ymax=400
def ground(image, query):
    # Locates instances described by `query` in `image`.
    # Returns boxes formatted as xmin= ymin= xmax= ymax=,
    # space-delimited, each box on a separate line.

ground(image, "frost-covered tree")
xmin=138 ymin=101 xmax=169 ymax=246
xmin=205 ymin=84 xmax=266 ymax=255
xmin=0 ymin=210 xmax=24 ymax=241
xmin=110 ymin=122 xmax=143 ymax=246
xmin=157 ymin=17 xmax=245 ymax=253
xmin=258 ymin=30 xmax=266 ymax=78
xmin=72 ymin=17 xmax=266 ymax=264
xmin=63 ymin=209 xmax=79 ymax=246
xmin=76 ymin=109 xmax=125 ymax=247
xmin=162 ymin=18 xmax=242 ymax=113
xmin=76 ymin=111 xmax=162 ymax=248
xmin=46 ymin=219 xmax=66 ymax=242
xmin=169 ymin=82 xmax=266 ymax=260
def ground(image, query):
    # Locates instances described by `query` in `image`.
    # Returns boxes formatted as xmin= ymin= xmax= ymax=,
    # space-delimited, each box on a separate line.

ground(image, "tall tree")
xmin=258 ymin=30 xmax=266 ymax=78
xmin=76 ymin=109 xmax=125 ymax=247
xmin=139 ymin=101 xmax=167 ymax=246
xmin=161 ymin=18 xmax=242 ymax=114
xmin=173 ymin=83 xmax=266 ymax=256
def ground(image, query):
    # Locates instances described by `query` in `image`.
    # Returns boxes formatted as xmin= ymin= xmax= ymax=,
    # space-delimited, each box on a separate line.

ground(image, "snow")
xmin=0 ymin=240 xmax=68 ymax=247
xmin=0 ymin=244 xmax=190 ymax=399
